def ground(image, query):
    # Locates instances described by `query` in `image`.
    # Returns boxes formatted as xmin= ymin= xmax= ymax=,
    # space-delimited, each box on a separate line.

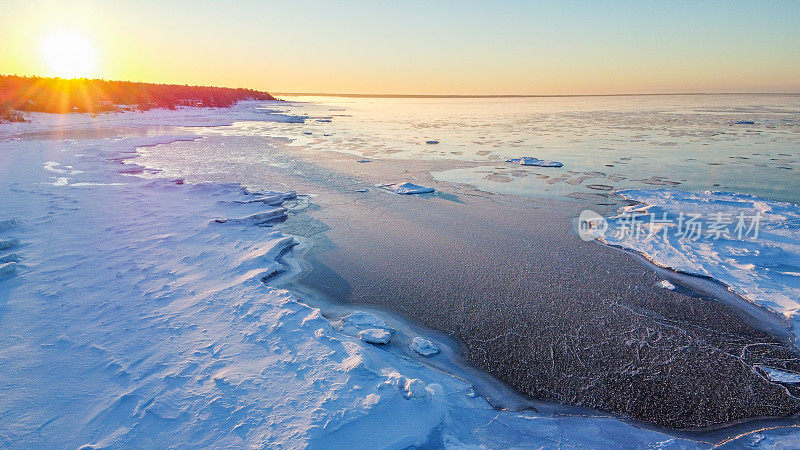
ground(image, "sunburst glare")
xmin=41 ymin=31 xmax=97 ymax=78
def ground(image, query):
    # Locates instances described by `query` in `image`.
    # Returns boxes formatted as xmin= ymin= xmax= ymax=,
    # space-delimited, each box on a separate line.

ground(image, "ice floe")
xmin=507 ymin=157 xmax=564 ymax=167
xmin=385 ymin=182 xmax=435 ymax=195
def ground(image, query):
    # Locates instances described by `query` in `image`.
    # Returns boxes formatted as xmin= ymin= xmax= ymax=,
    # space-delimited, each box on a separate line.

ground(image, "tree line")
xmin=0 ymin=75 xmax=276 ymax=121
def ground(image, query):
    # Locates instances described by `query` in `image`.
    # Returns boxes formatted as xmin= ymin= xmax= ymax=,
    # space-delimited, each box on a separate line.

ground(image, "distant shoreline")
xmin=276 ymin=91 xmax=800 ymax=99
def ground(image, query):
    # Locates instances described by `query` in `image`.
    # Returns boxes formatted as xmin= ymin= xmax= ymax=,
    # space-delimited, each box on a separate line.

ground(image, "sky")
xmin=1 ymin=0 xmax=799 ymax=95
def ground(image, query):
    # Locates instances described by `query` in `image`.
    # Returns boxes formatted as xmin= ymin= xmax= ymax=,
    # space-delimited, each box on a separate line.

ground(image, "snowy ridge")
xmin=601 ymin=189 xmax=800 ymax=344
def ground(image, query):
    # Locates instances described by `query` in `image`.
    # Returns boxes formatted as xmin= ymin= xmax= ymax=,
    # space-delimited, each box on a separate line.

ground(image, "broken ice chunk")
xmin=507 ymin=157 xmax=563 ymax=167
xmin=410 ymin=337 xmax=440 ymax=357
xmin=658 ymin=280 xmax=676 ymax=290
xmin=213 ymin=207 xmax=287 ymax=225
xmin=386 ymin=182 xmax=435 ymax=195
xmin=359 ymin=328 xmax=392 ymax=344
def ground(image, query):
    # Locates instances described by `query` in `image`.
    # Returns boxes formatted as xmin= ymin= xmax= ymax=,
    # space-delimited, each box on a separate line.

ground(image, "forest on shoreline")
xmin=0 ymin=75 xmax=275 ymax=122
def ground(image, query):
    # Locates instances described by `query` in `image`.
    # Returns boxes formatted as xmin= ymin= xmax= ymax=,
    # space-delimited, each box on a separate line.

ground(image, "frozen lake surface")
xmin=3 ymin=97 xmax=800 ymax=447
xmin=269 ymin=94 xmax=799 ymax=204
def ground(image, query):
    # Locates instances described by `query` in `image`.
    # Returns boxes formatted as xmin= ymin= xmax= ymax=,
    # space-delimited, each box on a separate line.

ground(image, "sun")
xmin=41 ymin=31 xmax=97 ymax=78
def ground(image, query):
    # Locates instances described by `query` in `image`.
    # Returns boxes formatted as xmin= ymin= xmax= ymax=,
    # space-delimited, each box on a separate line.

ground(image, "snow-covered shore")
xmin=0 ymin=105 xmax=791 ymax=447
xmin=0 ymin=101 xmax=304 ymax=140
xmin=600 ymin=189 xmax=800 ymax=345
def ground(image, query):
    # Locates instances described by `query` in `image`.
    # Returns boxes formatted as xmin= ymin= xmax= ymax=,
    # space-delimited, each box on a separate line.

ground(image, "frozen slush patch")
xmin=760 ymin=367 xmax=800 ymax=384
xmin=658 ymin=280 xmax=676 ymax=290
xmin=386 ymin=182 xmax=435 ymax=195
xmin=359 ymin=328 xmax=392 ymax=344
xmin=507 ymin=157 xmax=564 ymax=167
xmin=601 ymin=189 xmax=800 ymax=342
xmin=410 ymin=337 xmax=440 ymax=357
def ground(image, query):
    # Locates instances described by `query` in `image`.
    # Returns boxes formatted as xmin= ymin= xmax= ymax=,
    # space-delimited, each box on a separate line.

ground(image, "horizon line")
xmin=274 ymin=91 xmax=800 ymax=99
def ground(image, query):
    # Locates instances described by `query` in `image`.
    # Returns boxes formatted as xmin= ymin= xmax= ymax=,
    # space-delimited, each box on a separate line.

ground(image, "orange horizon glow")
xmin=1 ymin=1 xmax=799 ymax=96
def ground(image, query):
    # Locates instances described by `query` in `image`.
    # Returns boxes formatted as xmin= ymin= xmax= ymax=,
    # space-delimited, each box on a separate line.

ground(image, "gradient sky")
xmin=2 ymin=0 xmax=799 ymax=95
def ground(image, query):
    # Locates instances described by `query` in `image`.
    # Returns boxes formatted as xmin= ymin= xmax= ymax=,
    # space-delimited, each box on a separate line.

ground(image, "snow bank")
xmin=601 ymin=189 xmax=800 ymax=343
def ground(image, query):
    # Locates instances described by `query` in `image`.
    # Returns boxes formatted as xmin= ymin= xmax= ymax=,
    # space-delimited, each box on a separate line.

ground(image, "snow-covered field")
xmin=0 ymin=103 xmax=795 ymax=447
